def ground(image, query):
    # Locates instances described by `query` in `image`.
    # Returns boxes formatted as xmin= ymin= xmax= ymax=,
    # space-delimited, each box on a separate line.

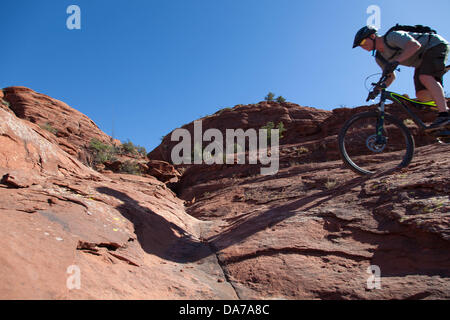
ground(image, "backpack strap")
xmin=375 ymin=50 xmax=388 ymax=67
xmin=383 ymin=26 xmax=399 ymax=51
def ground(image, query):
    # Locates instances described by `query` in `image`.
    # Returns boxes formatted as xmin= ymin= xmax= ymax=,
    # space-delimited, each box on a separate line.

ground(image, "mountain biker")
xmin=353 ymin=25 xmax=450 ymax=131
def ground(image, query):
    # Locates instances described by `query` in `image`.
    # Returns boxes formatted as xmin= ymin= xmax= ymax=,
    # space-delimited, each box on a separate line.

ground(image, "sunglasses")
xmin=360 ymin=38 xmax=368 ymax=46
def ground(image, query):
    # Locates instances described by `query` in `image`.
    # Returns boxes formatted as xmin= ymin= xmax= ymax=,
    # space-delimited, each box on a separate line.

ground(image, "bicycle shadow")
xmin=208 ymin=174 xmax=374 ymax=251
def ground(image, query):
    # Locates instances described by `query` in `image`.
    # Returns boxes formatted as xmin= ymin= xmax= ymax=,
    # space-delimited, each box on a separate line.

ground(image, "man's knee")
xmin=419 ymin=74 xmax=435 ymax=84
xmin=416 ymin=90 xmax=433 ymax=102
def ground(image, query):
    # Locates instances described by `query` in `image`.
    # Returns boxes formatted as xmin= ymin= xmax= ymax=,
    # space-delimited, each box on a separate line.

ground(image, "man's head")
xmin=353 ymin=26 xmax=378 ymax=50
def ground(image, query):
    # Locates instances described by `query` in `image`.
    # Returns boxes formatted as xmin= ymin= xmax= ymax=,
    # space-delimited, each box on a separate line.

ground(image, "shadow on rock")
xmin=208 ymin=175 xmax=374 ymax=252
xmin=97 ymin=169 xmax=450 ymax=279
xmin=96 ymin=186 xmax=212 ymax=263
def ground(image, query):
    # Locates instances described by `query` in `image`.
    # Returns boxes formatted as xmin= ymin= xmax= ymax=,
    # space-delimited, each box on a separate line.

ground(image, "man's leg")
xmin=418 ymin=75 xmax=449 ymax=131
xmin=418 ymin=75 xmax=448 ymax=113
xmin=415 ymin=89 xmax=434 ymax=102
xmin=415 ymin=44 xmax=450 ymax=131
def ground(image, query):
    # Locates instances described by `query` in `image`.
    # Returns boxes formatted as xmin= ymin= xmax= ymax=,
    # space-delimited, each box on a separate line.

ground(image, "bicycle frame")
xmin=377 ymin=89 xmax=438 ymax=130
xmin=369 ymin=73 xmax=445 ymax=144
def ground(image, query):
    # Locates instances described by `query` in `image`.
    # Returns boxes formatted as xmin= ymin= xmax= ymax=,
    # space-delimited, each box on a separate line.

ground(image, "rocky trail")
xmin=0 ymin=87 xmax=448 ymax=299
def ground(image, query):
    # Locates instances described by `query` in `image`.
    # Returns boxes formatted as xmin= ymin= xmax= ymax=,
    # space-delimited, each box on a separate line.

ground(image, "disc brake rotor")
xmin=366 ymin=134 xmax=386 ymax=152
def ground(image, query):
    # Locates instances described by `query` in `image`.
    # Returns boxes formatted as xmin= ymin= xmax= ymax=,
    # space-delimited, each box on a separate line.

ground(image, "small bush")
xmin=296 ymin=146 xmax=309 ymax=155
xmin=121 ymin=140 xmax=137 ymax=155
xmin=119 ymin=139 xmax=147 ymax=157
xmin=40 ymin=122 xmax=58 ymax=135
xmin=1 ymin=98 xmax=10 ymax=108
xmin=136 ymin=146 xmax=147 ymax=156
xmin=276 ymin=96 xmax=286 ymax=103
xmin=261 ymin=121 xmax=286 ymax=143
xmin=277 ymin=121 xmax=287 ymax=139
xmin=120 ymin=160 xmax=141 ymax=175
xmin=264 ymin=92 xmax=275 ymax=102
xmin=89 ymin=138 xmax=117 ymax=166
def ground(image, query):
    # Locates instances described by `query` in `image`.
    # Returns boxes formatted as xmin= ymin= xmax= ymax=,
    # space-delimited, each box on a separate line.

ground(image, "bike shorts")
xmin=414 ymin=43 xmax=449 ymax=92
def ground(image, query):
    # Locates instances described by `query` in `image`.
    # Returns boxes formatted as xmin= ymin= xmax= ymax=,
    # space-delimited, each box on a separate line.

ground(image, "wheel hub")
xmin=366 ymin=134 xmax=386 ymax=152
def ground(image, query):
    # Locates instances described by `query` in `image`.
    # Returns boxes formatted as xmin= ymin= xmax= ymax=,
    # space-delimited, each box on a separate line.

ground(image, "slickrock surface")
xmin=0 ymin=88 xmax=448 ymax=299
xmin=183 ymin=144 xmax=449 ymax=299
xmin=3 ymin=87 xmax=119 ymax=165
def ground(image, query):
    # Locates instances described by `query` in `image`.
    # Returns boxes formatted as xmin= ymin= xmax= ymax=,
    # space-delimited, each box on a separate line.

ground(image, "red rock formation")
xmin=1 ymin=88 xmax=449 ymax=299
xmin=148 ymin=101 xmax=332 ymax=162
xmin=3 ymin=87 xmax=117 ymax=165
xmin=0 ymin=98 xmax=235 ymax=299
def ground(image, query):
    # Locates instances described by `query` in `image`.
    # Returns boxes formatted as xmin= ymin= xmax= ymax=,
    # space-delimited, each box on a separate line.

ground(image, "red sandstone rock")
xmin=1 ymin=88 xmax=449 ymax=300
xmin=148 ymin=101 xmax=331 ymax=162
xmin=146 ymin=160 xmax=181 ymax=183
xmin=3 ymin=87 xmax=116 ymax=165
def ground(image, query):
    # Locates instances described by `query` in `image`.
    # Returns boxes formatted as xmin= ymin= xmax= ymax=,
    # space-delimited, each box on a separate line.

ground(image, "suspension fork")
xmin=375 ymin=91 xmax=388 ymax=145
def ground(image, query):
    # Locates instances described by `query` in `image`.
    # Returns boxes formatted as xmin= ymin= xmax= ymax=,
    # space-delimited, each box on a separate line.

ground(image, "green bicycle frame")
xmin=376 ymin=89 xmax=438 ymax=134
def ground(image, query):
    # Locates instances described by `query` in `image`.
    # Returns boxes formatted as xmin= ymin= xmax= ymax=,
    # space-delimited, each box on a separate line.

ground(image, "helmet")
xmin=352 ymin=26 xmax=378 ymax=48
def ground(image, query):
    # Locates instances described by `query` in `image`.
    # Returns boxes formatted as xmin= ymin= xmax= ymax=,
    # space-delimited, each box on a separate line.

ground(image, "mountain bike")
xmin=338 ymin=73 xmax=450 ymax=175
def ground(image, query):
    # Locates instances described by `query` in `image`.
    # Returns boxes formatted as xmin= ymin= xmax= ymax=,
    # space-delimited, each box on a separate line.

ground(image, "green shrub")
xmin=261 ymin=121 xmax=286 ymax=143
xmin=40 ymin=122 xmax=58 ymax=135
xmin=120 ymin=160 xmax=141 ymax=175
xmin=261 ymin=121 xmax=275 ymax=140
xmin=296 ymin=146 xmax=309 ymax=155
xmin=276 ymin=96 xmax=286 ymax=103
xmin=264 ymin=92 xmax=275 ymax=102
xmin=90 ymin=138 xmax=111 ymax=153
xmin=277 ymin=121 xmax=287 ymax=139
xmin=1 ymin=98 xmax=10 ymax=108
xmin=120 ymin=139 xmax=147 ymax=157
xmin=121 ymin=140 xmax=137 ymax=155
xmin=89 ymin=138 xmax=117 ymax=165
xmin=136 ymin=146 xmax=147 ymax=156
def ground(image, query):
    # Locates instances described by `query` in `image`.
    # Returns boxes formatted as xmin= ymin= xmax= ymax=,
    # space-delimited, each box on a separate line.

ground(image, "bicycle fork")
xmin=375 ymin=93 xmax=387 ymax=145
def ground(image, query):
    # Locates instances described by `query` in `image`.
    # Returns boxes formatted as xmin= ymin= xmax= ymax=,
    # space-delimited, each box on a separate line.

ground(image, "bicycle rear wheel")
xmin=338 ymin=111 xmax=415 ymax=175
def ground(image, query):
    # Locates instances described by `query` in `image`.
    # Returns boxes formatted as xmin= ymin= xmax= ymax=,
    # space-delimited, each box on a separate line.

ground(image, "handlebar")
xmin=366 ymin=74 xmax=389 ymax=102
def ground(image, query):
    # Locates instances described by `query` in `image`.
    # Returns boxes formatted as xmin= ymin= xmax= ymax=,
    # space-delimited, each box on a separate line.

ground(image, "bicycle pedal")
xmin=437 ymin=136 xmax=450 ymax=145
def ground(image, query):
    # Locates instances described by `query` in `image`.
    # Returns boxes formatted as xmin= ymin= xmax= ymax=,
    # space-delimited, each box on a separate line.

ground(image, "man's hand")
xmin=366 ymin=88 xmax=381 ymax=102
xmin=383 ymin=61 xmax=400 ymax=75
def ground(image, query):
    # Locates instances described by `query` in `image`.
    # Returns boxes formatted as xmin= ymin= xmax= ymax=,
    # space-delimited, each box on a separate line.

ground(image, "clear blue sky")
xmin=1 ymin=0 xmax=449 ymax=152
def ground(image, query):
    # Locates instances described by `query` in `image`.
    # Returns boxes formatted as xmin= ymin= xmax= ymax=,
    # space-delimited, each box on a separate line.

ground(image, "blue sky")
xmin=1 ymin=0 xmax=449 ymax=152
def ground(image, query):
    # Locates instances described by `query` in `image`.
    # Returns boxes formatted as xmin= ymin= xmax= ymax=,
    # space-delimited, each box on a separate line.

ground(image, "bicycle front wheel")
xmin=338 ymin=111 xmax=415 ymax=175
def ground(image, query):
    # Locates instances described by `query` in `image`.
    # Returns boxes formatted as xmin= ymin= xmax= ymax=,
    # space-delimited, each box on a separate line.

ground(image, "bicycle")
xmin=338 ymin=73 xmax=450 ymax=175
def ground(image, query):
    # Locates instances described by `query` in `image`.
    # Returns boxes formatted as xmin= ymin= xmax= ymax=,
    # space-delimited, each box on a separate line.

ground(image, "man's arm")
xmin=393 ymin=39 xmax=422 ymax=64
xmin=385 ymin=72 xmax=396 ymax=87
xmin=375 ymin=55 xmax=396 ymax=87
xmin=385 ymin=31 xmax=422 ymax=64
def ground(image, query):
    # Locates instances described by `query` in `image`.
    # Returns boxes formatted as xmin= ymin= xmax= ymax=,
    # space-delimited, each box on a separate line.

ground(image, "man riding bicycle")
xmin=353 ymin=25 xmax=450 ymax=131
